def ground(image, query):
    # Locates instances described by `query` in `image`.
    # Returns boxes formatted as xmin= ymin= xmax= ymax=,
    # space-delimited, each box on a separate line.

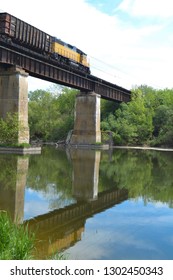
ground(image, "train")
xmin=0 ymin=12 xmax=90 ymax=74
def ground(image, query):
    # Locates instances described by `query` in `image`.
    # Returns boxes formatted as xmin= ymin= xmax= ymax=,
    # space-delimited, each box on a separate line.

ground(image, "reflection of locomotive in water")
xmin=0 ymin=12 xmax=90 ymax=74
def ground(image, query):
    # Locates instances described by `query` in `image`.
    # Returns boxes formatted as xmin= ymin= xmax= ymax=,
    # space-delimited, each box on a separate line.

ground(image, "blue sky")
xmin=1 ymin=0 xmax=173 ymax=90
xmin=86 ymin=0 xmax=123 ymax=16
xmin=65 ymin=198 xmax=173 ymax=259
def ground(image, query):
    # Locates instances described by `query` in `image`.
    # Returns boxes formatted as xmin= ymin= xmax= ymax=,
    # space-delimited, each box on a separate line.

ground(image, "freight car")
xmin=0 ymin=12 xmax=90 ymax=73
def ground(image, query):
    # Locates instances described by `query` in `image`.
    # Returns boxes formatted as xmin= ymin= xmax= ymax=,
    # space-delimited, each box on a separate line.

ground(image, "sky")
xmin=1 ymin=0 xmax=173 ymax=91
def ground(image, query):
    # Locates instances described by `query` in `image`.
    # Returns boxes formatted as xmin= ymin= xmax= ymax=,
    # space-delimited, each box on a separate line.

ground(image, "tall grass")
xmin=0 ymin=211 xmax=35 ymax=260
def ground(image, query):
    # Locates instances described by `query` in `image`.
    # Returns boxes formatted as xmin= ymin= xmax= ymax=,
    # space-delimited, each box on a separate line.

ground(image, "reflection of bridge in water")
xmin=0 ymin=149 xmax=128 ymax=259
xmin=26 ymin=187 xmax=128 ymax=259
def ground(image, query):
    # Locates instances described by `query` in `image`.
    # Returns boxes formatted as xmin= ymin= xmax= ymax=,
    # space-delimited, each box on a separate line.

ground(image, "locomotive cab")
xmin=80 ymin=53 xmax=89 ymax=68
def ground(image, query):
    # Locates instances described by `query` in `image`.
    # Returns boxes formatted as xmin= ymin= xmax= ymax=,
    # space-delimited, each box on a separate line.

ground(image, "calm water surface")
xmin=0 ymin=146 xmax=173 ymax=259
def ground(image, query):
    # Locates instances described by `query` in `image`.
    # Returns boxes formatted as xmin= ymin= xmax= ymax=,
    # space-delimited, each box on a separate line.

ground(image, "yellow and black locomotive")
xmin=0 ymin=12 xmax=90 ymax=73
xmin=52 ymin=37 xmax=90 ymax=73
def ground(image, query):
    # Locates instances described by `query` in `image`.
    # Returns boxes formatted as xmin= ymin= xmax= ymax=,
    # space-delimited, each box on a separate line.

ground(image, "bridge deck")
xmin=0 ymin=42 xmax=131 ymax=102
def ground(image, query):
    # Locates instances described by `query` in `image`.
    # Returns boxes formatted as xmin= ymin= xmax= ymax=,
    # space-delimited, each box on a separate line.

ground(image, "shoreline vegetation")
xmin=27 ymin=85 xmax=173 ymax=148
xmin=0 ymin=212 xmax=35 ymax=260
xmin=0 ymin=85 xmax=173 ymax=149
xmin=0 ymin=212 xmax=66 ymax=260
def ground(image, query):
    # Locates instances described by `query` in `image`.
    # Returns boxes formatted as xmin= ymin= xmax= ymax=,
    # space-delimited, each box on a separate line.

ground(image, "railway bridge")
xmin=0 ymin=14 xmax=131 ymax=145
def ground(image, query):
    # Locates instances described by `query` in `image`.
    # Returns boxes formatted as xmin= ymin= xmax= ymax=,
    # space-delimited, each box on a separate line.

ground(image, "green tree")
xmin=101 ymin=90 xmax=153 ymax=145
xmin=143 ymin=86 xmax=173 ymax=147
xmin=52 ymin=88 xmax=78 ymax=140
xmin=101 ymin=99 xmax=120 ymax=120
xmin=101 ymin=85 xmax=173 ymax=147
xmin=29 ymin=90 xmax=60 ymax=140
xmin=154 ymin=107 xmax=173 ymax=146
xmin=28 ymin=87 xmax=77 ymax=141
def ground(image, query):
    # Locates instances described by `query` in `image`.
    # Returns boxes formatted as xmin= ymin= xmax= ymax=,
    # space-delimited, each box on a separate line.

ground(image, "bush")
xmin=0 ymin=212 xmax=35 ymax=260
xmin=0 ymin=113 xmax=18 ymax=145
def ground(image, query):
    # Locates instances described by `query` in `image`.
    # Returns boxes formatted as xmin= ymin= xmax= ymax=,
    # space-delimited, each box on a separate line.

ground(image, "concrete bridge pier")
xmin=0 ymin=66 xmax=29 ymax=144
xmin=70 ymin=91 xmax=101 ymax=145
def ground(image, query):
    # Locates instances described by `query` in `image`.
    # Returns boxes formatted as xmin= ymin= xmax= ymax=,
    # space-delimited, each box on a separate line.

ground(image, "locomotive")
xmin=0 ymin=12 xmax=90 ymax=74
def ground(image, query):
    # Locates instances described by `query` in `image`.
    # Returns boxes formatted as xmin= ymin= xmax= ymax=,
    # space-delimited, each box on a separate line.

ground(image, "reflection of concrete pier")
xmin=0 ymin=156 xmax=28 ymax=223
xmin=26 ymin=188 xmax=128 ymax=259
xmin=70 ymin=149 xmax=101 ymax=201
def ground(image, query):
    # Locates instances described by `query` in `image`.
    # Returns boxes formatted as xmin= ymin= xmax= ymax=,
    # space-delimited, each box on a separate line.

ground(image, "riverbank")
xmin=114 ymin=146 xmax=173 ymax=152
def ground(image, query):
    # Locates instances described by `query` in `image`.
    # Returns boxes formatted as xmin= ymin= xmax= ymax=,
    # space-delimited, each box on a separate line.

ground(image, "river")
xmin=0 ymin=146 xmax=173 ymax=260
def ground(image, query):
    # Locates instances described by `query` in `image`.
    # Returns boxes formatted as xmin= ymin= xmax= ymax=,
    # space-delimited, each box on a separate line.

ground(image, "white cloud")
xmin=1 ymin=0 xmax=173 ymax=90
xmin=117 ymin=0 xmax=173 ymax=18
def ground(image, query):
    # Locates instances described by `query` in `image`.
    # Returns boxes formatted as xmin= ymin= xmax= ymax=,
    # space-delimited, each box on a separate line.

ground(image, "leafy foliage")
xmin=101 ymin=85 xmax=173 ymax=147
xmin=28 ymin=87 xmax=77 ymax=141
xmin=28 ymin=85 xmax=173 ymax=147
xmin=0 ymin=113 xmax=19 ymax=145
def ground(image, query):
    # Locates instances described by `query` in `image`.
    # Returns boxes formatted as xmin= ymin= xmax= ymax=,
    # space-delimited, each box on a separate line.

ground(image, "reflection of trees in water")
xmin=1 ymin=147 xmax=173 ymax=212
xmin=99 ymin=149 xmax=173 ymax=207
xmin=0 ymin=155 xmax=22 ymax=190
xmin=27 ymin=147 xmax=74 ymax=209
